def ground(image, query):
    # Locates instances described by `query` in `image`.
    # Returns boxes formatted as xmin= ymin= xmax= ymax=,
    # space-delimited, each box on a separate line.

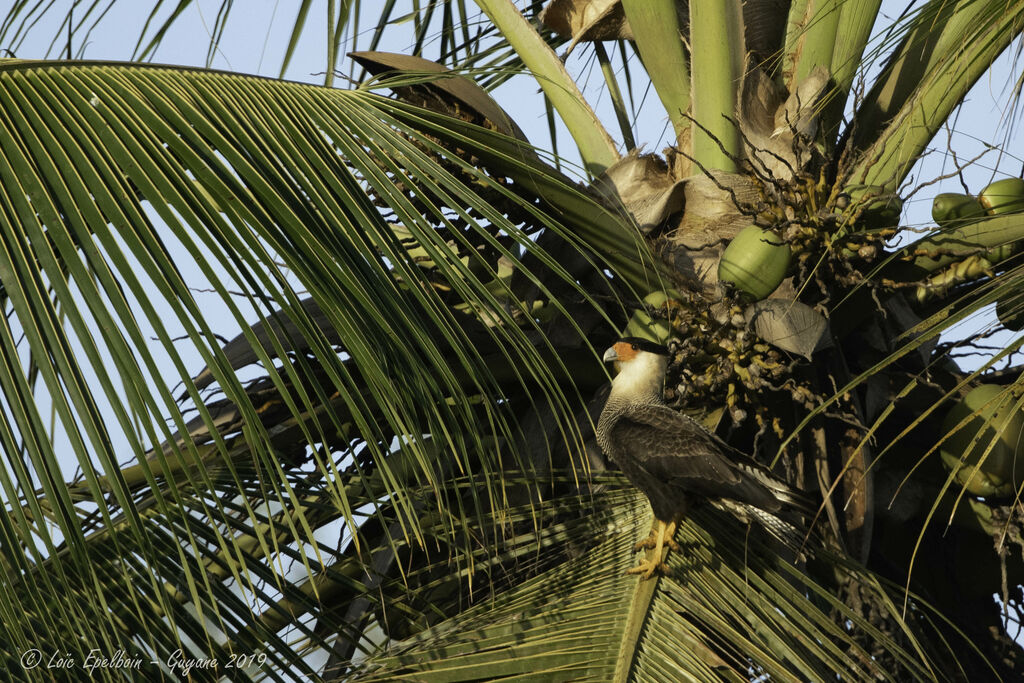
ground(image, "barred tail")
xmin=710 ymin=498 xmax=812 ymax=553
xmin=733 ymin=460 xmax=816 ymax=519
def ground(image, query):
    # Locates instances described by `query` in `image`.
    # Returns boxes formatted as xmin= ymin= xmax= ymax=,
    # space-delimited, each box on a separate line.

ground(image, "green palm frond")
xmin=0 ymin=58 xmax=644 ymax=671
xmin=347 ymin=481 xmax=971 ymax=682
xmin=846 ymin=1 xmax=1024 ymax=193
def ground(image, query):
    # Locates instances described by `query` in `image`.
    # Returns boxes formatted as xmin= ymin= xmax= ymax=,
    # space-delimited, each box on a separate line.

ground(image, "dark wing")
xmin=607 ymin=404 xmax=783 ymax=513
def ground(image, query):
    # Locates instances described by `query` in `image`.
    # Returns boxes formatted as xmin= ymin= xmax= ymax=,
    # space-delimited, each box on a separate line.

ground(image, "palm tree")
xmin=2 ymin=1 xmax=1024 ymax=680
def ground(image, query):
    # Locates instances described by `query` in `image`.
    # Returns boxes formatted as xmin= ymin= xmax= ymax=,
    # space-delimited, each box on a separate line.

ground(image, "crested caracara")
xmin=596 ymin=337 xmax=807 ymax=579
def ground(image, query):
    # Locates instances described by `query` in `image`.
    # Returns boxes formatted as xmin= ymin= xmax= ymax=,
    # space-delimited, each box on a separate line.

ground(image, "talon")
xmin=626 ymin=559 xmax=658 ymax=580
xmin=633 ymin=534 xmax=657 ymax=552
xmin=626 ymin=519 xmax=681 ymax=579
xmin=635 ymin=536 xmax=679 ymax=553
xmin=625 ymin=559 xmax=671 ymax=580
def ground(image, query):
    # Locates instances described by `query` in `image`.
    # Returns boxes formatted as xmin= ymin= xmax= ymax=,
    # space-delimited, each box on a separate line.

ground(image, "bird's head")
xmin=602 ymin=337 xmax=671 ymax=402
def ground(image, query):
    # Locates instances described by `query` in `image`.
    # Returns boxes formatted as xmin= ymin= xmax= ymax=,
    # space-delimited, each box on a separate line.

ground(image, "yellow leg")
xmin=634 ymin=518 xmax=681 ymax=553
xmin=627 ymin=519 xmax=678 ymax=580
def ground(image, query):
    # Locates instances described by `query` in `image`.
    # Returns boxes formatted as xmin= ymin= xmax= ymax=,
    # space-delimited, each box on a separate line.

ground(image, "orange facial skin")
xmin=612 ymin=341 xmax=641 ymax=363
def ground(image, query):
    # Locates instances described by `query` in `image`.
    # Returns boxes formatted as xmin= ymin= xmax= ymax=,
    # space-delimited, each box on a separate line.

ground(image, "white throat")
xmin=610 ymin=352 xmax=668 ymax=404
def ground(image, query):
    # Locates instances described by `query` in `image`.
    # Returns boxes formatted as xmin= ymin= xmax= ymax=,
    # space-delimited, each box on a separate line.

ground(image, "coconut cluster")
xmin=633 ymin=288 xmax=814 ymax=436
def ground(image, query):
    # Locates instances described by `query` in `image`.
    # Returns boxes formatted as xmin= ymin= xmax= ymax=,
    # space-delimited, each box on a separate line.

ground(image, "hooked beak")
xmin=602 ymin=346 xmax=619 ymax=363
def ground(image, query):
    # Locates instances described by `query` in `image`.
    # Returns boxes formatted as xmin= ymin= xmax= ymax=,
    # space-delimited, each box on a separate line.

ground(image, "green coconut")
xmin=718 ymin=226 xmax=791 ymax=301
xmin=940 ymin=384 xmax=1024 ymax=498
xmin=979 ymin=177 xmax=1024 ymax=216
xmin=976 ymin=178 xmax=1024 ymax=261
xmin=623 ymin=289 xmax=683 ymax=343
xmin=861 ymin=195 xmax=904 ymax=228
xmin=931 ymin=193 xmax=986 ymax=227
xmin=642 ymin=288 xmax=682 ymax=308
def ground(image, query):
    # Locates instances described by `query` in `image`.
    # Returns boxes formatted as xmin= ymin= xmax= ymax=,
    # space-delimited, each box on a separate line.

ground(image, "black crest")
xmin=615 ymin=337 xmax=671 ymax=356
